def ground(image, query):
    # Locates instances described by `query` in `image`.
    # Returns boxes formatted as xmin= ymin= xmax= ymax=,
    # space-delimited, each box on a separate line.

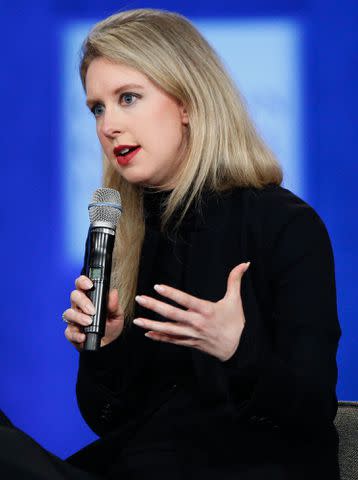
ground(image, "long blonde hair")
xmin=79 ymin=8 xmax=283 ymax=328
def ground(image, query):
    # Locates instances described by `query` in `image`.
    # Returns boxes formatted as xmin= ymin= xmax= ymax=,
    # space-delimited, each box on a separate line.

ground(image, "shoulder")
xmin=233 ymin=184 xmax=331 ymax=251
xmin=243 ymin=183 xmax=314 ymax=219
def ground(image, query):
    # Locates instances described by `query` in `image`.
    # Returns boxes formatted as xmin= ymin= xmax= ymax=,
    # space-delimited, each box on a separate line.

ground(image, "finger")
xmin=149 ymin=284 xmax=210 ymax=315
xmin=75 ymin=275 xmax=93 ymax=291
xmin=145 ymin=331 xmax=197 ymax=347
xmin=153 ymin=285 xmax=209 ymax=315
xmin=63 ymin=308 xmax=93 ymax=327
xmin=133 ymin=318 xmax=198 ymax=339
xmin=107 ymin=288 xmax=124 ymax=316
xmin=135 ymin=294 xmax=199 ymax=324
xmin=70 ymin=290 xmax=96 ymax=315
xmin=64 ymin=323 xmax=86 ymax=345
xmin=225 ymin=262 xmax=250 ymax=301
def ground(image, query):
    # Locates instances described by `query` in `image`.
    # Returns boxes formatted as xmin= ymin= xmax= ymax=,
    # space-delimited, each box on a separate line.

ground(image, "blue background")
xmin=0 ymin=0 xmax=357 ymax=459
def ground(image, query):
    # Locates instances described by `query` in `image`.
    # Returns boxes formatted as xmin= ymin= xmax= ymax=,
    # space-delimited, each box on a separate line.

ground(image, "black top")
xmin=72 ymin=184 xmax=341 ymax=479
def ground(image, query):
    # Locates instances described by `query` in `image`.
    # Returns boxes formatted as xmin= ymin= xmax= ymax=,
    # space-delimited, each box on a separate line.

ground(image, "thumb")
xmin=107 ymin=288 xmax=124 ymax=317
xmin=225 ymin=262 xmax=250 ymax=301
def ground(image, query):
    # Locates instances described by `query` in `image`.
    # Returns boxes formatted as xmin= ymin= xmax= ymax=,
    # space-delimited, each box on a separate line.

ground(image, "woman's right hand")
xmin=63 ymin=275 xmax=125 ymax=352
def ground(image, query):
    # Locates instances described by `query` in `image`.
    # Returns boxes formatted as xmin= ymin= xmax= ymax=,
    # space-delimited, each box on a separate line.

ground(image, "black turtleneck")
xmin=76 ymin=184 xmax=340 ymax=479
xmin=136 ymin=187 xmax=196 ymax=379
xmin=122 ymin=186 xmax=239 ymax=451
xmin=118 ymin=188 xmax=204 ymax=450
xmin=141 ymin=187 xmax=207 ymax=233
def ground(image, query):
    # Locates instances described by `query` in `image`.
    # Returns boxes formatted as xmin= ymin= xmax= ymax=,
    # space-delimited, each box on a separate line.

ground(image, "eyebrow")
xmin=86 ymin=84 xmax=145 ymax=107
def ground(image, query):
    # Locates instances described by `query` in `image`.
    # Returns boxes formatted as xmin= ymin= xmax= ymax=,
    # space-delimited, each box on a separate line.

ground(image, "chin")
xmin=121 ymin=171 xmax=156 ymax=187
xmin=113 ymin=161 xmax=166 ymax=188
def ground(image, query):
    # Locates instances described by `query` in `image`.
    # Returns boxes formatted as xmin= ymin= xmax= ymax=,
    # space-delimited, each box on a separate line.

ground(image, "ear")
xmin=179 ymin=104 xmax=189 ymax=125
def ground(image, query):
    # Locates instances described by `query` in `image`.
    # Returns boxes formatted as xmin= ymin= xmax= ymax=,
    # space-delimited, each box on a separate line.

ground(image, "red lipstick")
xmin=113 ymin=145 xmax=141 ymax=166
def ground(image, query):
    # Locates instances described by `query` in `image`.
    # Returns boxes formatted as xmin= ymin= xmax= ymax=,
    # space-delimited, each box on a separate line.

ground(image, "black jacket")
xmin=69 ymin=185 xmax=341 ymax=479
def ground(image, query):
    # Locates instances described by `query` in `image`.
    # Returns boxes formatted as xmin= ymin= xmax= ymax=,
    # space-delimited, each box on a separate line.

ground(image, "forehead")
xmin=85 ymin=57 xmax=149 ymax=94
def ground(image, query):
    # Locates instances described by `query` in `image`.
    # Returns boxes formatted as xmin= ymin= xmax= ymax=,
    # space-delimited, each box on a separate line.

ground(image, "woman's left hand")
xmin=133 ymin=262 xmax=250 ymax=362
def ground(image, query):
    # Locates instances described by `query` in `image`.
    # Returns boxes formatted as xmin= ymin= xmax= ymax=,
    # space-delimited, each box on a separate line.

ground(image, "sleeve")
xmin=222 ymin=200 xmax=341 ymax=434
xmin=75 ymin=333 xmax=127 ymax=436
xmin=75 ymin=240 xmax=128 ymax=437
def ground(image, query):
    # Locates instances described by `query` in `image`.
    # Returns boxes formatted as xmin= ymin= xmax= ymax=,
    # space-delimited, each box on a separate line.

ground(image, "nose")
xmin=99 ymin=108 xmax=123 ymax=139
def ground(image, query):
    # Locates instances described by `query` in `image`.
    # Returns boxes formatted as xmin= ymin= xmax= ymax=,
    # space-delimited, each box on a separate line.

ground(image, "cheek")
xmin=146 ymin=105 xmax=184 ymax=151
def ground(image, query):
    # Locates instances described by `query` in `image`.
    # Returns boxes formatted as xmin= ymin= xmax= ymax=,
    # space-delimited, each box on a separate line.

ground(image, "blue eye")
xmin=91 ymin=104 xmax=104 ymax=117
xmin=120 ymin=93 xmax=139 ymax=105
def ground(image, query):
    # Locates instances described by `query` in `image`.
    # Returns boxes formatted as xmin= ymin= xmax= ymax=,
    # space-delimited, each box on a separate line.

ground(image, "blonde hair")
xmin=79 ymin=8 xmax=283 ymax=328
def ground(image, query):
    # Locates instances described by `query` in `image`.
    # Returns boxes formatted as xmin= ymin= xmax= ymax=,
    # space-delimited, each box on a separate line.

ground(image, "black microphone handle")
xmin=83 ymin=226 xmax=115 ymax=351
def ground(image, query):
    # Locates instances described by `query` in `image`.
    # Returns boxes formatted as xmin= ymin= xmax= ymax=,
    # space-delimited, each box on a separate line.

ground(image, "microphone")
xmin=83 ymin=188 xmax=122 ymax=351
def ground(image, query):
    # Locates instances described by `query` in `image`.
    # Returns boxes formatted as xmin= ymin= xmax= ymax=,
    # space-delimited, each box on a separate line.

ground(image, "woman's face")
xmin=85 ymin=57 xmax=189 ymax=189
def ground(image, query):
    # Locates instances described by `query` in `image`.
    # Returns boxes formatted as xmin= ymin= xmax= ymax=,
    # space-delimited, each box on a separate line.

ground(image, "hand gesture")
xmin=63 ymin=275 xmax=125 ymax=352
xmin=133 ymin=262 xmax=250 ymax=362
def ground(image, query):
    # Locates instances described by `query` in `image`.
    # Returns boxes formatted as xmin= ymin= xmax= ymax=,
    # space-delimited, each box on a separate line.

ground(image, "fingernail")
xmin=85 ymin=279 xmax=93 ymax=289
xmin=154 ymin=284 xmax=165 ymax=293
xmin=85 ymin=303 xmax=96 ymax=315
xmin=84 ymin=317 xmax=93 ymax=325
xmin=133 ymin=318 xmax=144 ymax=326
xmin=135 ymin=295 xmax=147 ymax=304
xmin=246 ymin=262 xmax=251 ymax=268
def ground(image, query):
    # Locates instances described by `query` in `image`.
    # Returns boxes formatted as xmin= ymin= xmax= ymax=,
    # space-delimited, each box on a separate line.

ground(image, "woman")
xmin=0 ymin=8 xmax=341 ymax=480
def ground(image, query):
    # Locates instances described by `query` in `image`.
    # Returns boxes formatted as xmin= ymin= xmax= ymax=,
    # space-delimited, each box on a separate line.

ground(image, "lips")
xmin=114 ymin=145 xmax=141 ymax=166
xmin=113 ymin=145 xmax=140 ymax=157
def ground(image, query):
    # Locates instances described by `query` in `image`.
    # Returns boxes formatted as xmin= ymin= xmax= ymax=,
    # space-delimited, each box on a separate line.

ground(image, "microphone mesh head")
xmin=88 ymin=188 xmax=122 ymax=228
